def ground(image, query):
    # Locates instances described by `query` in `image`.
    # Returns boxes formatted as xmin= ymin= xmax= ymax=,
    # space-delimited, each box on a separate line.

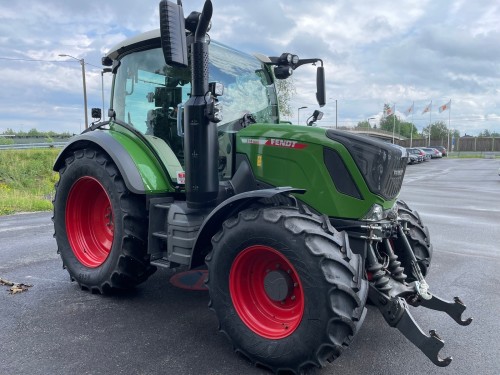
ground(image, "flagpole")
xmin=410 ymin=101 xmax=414 ymax=148
xmin=428 ymin=100 xmax=432 ymax=146
xmin=447 ymin=99 xmax=451 ymax=152
xmin=392 ymin=104 xmax=396 ymax=144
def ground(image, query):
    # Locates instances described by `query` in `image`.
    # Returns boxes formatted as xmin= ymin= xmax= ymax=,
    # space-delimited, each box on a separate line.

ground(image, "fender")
xmin=190 ymin=187 xmax=305 ymax=268
xmin=53 ymin=130 xmax=169 ymax=194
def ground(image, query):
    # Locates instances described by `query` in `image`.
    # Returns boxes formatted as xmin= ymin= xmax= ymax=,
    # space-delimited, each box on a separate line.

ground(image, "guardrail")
xmin=0 ymin=142 xmax=67 ymax=150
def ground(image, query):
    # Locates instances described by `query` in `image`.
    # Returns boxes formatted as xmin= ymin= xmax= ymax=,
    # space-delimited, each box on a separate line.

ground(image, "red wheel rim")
xmin=229 ymin=245 xmax=304 ymax=339
xmin=66 ymin=176 xmax=114 ymax=268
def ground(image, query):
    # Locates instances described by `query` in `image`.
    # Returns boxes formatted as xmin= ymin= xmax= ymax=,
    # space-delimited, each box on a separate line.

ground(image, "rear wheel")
xmin=53 ymin=148 xmax=155 ymax=293
xmin=394 ymin=200 xmax=433 ymax=280
xmin=206 ymin=206 xmax=368 ymax=374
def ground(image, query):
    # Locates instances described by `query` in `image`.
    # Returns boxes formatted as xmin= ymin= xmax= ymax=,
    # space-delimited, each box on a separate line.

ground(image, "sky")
xmin=0 ymin=0 xmax=499 ymax=136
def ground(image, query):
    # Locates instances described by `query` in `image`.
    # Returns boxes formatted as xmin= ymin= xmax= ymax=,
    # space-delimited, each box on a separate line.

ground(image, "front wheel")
xmin=394 ymin=200 xmax=433 ymax=280
xmin=53 ymin=148 xmax=155 ymax=293
xmin=206 ymin=207 xmax=368 ymax=374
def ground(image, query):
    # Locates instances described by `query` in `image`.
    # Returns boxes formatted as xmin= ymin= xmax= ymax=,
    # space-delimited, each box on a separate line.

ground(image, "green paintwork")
xmin=236 ymin=124 xmax=396 ymax=219
xmin=107 ymin=123 xmax=176 ymax=193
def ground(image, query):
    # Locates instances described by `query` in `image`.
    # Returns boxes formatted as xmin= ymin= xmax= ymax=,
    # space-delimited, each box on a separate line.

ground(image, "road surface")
xmin=1 ymin=158 xmax=499 ymax=374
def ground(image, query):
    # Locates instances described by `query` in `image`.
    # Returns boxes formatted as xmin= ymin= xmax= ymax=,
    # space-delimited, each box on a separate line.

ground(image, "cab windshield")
xmin=112 ymin=42 xmax=277 ymax=136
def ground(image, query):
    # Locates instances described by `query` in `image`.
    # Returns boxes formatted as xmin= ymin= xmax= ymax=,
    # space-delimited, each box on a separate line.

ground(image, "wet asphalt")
xmin=1 ymin=157 xmax=499 ymax=375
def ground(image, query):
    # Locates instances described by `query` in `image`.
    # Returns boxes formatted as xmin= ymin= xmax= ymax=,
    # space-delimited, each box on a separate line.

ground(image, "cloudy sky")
xmin=0 ymin=0 xmax=499 ymax=135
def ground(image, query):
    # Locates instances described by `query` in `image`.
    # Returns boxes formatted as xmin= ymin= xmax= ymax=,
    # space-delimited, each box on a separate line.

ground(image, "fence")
xmin=0 ymin=142 xmax=67 ymax=150
xmin=398 ymin=137 xmax=500 ymax=152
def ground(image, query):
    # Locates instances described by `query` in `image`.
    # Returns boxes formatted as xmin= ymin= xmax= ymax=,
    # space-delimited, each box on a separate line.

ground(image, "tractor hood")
xmin=235 ymin=124 xmax=407 ymax=219
xmin=325 ymin=129 xmax=407 ymax=200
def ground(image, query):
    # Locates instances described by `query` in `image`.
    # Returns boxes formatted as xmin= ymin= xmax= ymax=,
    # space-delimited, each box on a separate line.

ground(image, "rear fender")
xmin=53 ymin=131 xmax=168 ymax=194
xmin=190 ymin=187 xmax=305 ymax=268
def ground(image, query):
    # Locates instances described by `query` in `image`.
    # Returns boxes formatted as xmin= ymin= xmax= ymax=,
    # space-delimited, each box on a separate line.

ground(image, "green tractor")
xmin=52 ymin=1 xmax=471 ymax=373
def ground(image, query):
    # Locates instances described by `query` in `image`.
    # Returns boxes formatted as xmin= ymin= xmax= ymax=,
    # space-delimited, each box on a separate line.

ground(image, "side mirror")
xmin=159 ymin=0 xmax=188 ymax=67
xmin=316 ymin=66 xmax=326 ymax=107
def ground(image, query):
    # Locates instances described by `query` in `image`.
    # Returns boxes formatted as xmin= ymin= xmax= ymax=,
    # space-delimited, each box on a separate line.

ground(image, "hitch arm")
xmin=410 ymin=295 xmax=473 ymax=326
xmin=369 ymin=285 xmax=453 ymax=367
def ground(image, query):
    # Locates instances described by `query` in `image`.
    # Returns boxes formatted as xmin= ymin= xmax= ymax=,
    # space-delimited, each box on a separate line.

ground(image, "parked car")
xmin=419 ymin=147 xmax=441 ymax=159
xmin=406 ymin=148 xmax=424 ymax=163
xmin=415 ymin=148 xmax=432 ymax=161
xmin=433 ymin=145 xmax=447 ymax=157
xmin=407 ymin=153 xmax=419 ymax=164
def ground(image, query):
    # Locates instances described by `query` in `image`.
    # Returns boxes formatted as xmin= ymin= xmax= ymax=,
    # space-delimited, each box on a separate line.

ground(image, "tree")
xmin=379 ymin=104 xmax=419 ymax=139
xmin=422 ymin=121 xmax=452 ymax=139
xmin=421 ymin=121 xmax=460 ymax=141
xmin=478 ymin=129 xmax=500 ymax=137
xmin=275 ymin=77 xmax=296 ymax=119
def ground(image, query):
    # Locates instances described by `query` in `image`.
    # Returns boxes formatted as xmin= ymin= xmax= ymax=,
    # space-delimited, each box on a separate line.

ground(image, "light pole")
xmin=297 ymin=106 xmax=307 ymax=125
xmin=335 ymin=99 xmax=338 ymax=129
xmin=328 ymin=98 xmax=338 ymax=128
xmin=59 ymin=54 xmax=88 ymax=129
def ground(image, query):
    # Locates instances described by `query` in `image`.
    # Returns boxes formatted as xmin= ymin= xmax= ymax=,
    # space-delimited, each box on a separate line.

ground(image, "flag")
xmin=439 ymin=100 xmax=451 ymax=113
xmin=421 ymin=101 xmax=432 ymax=115
xmin=384 ymin=104 xmax=395 ymax=117
xmin=404 ymin=103 xmax=414 ymax=116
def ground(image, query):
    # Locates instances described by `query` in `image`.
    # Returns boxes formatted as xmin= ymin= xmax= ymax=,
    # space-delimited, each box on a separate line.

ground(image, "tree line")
xmin=356 ymin=103 xmax=499 ymax=140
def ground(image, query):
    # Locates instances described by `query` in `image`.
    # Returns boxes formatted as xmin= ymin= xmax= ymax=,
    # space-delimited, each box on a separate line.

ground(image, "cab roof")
xmin=104 ymin=29 xmax=161 ymax=63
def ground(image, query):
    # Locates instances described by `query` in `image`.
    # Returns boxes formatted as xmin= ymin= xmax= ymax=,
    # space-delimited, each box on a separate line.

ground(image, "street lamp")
xmin=59 ymin=54 xmax=88 ymax=129
xmin=335 ymin=99 xmax=338 ymax=129
xmin=297 ymin=106 xmax=307 ymax=125
xmin=328 ymin=98 xmax=338 ymax=128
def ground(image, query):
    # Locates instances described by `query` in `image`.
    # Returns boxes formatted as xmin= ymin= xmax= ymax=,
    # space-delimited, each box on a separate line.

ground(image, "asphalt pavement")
xmin=1 ymin=158 xmax=500 ymax=375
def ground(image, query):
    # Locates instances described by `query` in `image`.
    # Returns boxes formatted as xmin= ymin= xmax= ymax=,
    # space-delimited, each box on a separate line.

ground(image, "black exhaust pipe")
xmin=159 ymin=0 xmax=218 ymax=209
xmin=183 ymin=0 xmax=218 ymax=208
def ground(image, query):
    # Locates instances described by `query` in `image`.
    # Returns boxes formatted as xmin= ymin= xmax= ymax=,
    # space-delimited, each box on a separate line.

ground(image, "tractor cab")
xmin=105 ymin=35 xmax=278 ymax=181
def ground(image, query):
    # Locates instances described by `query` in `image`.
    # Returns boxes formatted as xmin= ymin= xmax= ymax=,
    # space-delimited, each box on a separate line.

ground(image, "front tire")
xmin=394 ymin=200 xmax=433 ymax=280
xmin=206 ymin=206 xmax=368 ymax=374
xmin=53 ymin=148 xmax=155 ymax=293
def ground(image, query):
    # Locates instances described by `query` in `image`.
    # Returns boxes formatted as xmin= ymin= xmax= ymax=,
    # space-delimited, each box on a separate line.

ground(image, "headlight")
xmin=362 ymin=204 xmax=383 ymax=221
xmin=362 ymin=203 xmax=398 ymax=222
xmin=274 ymin=65 xmax=293 ymax=79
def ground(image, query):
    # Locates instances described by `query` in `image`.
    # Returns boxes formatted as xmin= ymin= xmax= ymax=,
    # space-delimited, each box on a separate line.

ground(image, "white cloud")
xmin=0 ymin=0 xmax=498 ymax=135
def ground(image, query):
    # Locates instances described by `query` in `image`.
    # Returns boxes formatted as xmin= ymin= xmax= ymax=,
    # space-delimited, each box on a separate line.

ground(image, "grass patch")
xmin=0 ymin=149 xmax=60 ymax=215
xmin=448 ymin=152 xmax=499 ymax=159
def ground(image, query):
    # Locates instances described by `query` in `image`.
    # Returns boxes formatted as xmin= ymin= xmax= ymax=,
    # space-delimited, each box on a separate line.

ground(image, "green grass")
xmin=0 ymin=149 xmax=60 ymax=215
xmin=448 ymin=151 xmax=499 ymax=159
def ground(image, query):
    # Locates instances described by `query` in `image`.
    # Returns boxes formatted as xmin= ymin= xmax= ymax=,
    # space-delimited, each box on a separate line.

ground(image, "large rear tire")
xmin=206 ymin=206 xmax=368 ymax=374
xmin=394 ymin=200 xmax=433 ymax=280
xmin=53 ymin=148 xmax=155 ymax=293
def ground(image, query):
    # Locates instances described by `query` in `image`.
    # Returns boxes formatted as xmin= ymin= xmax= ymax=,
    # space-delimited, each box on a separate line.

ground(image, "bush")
xmin=0 ymin=149 xmax=59 ymax=215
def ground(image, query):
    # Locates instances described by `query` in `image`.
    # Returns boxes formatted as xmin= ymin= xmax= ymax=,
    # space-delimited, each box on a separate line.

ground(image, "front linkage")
xmin=356 ymin=208 xmax=472 ymax=366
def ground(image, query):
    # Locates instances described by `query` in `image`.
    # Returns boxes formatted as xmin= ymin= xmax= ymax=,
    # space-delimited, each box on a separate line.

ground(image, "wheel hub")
xmin=229 ymin=245 xmax=304 ymax=339
xmin=264 ymin=270 xmax=293 ymax=302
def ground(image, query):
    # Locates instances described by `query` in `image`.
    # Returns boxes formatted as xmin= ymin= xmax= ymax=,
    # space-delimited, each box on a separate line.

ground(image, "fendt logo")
xmin=241 ymin=138 xmax=307 ymax=149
